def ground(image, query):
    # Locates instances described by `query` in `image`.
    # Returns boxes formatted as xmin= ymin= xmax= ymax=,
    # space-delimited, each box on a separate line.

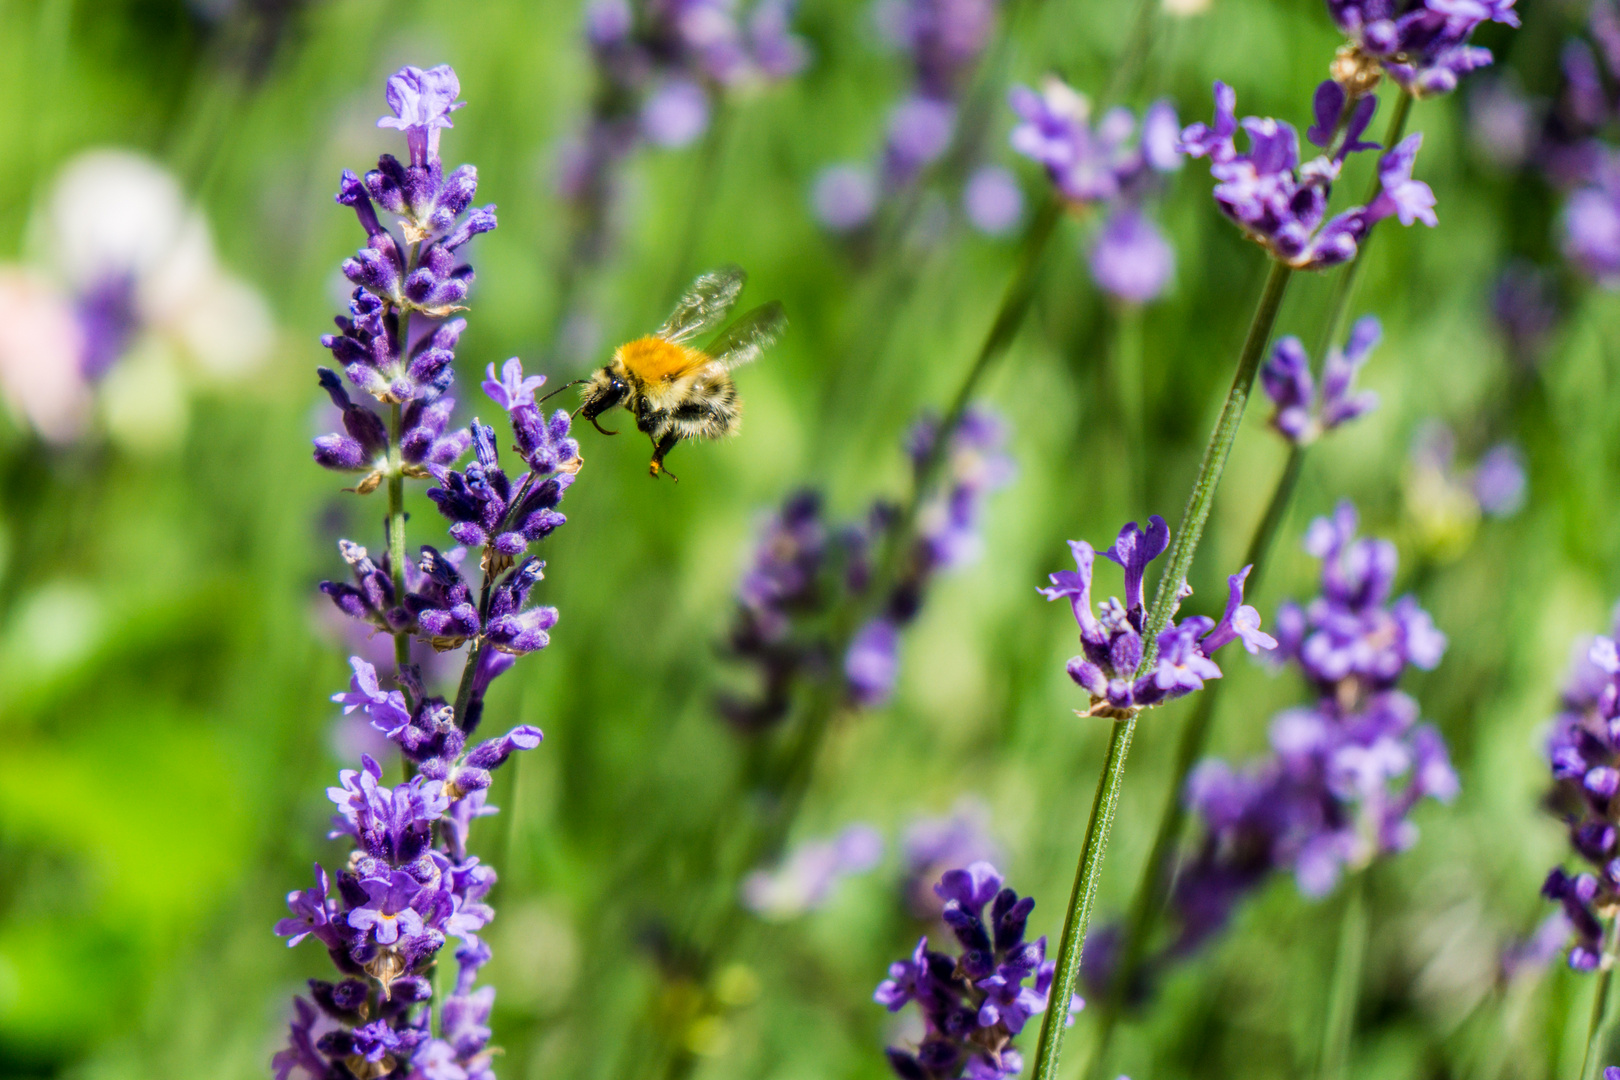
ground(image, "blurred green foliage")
xmin=1 ymin=0 xmax=1619 ymax=1078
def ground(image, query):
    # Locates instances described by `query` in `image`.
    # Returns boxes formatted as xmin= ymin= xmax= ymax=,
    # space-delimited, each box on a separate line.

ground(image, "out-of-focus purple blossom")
xmin=875 ymin=863 xmax=1080 ymax=1080
xmin=721 ymin=406 xmax=1013 ymax=730
xmin=814 ymin=0 xmax=1000 ymax=236
xmin=1181 ymin=81 xmax=1438 ymax=270
xmin=847 ymin=618 xmax=902 ymax=708
xmin=1041 ymin=517 xmax=1274 ymax=718
xmin=887 ymin=95 xmax=960 ymax=183
xmin=1536 ymin=610 xmax=1620 ymax=971
xmin=1469 ymin=76 xmax=1537 ymax=169
xmin=1406 ymin=421 xmax=1528 ymax=543
xmin=1088 ymin=207 xmax=1174 ymax=305
xmin=963 ymin=166 xmax=1025 ymax=236
xmin=1563 ymin=166 xmax=1620 ymax=287
xmin=1260 ymin=315 xmax=1380 ymax=445
xmin=813 ymin=164 xmax=881 ymax=232
xmin=1325 ymin=0 xmax=1519 ymax=99
xmin=641 ymin=78 xmax=712 ymax=147
xmin=1502 ymin=910 xmax=1576 ymax=981
xmin=1473 ymin=443 xmax=1526 ymax=517
xmin=743 ymin=824 xmax=885 ymax=919
xmin=1010 ymin=79 xmax=1180 ymax=206
xmin=558 ymin=0 xmax=809 ymax=269
xmin=1156 ymin=504 xmax=1454 ymax=968
xmin=903 ymin=801 xmax=1003 ymax=919
xmin=1491 ymin=261 xmax=1559 ymax=367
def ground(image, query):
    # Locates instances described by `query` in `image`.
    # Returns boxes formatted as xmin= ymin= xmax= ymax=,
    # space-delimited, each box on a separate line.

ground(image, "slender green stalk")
xmin=1031 ymin=257 xmax=1294 ymax=1080
xmin=1581 ymin=918 xmax=1620 ymax=1080
xmin=1028 ymin=714 xmax=1138 ymax=1080
xmin=1319 ymin=873 xmax=1369 ymax=1080
xmin=1140 ymin=259 xmax=1293 ymax=653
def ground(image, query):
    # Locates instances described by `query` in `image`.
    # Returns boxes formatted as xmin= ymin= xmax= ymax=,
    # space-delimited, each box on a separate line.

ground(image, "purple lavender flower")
xmin=1009 ymin=79 xmax=1180 ymax=207
xmin=1537 ymin=611 xmax=1620 ymax=971
xmin=1473 ymin=443 xmax=1527 ymax=517
xmin=1325 ymin=0 xmax=1519 ymax=99
xmin=847 ymin=617 xmax=902 ymax=707
xmin=1180 ymin=81 xmax=1437 ymax=270
xmin=812 ymin=164 xmax=881 ymax=232
xmin=281 ymin=66 xmax=565 ymax=1080
xmin=876 ymin=863 xmax=1080 ymax=1080
xmin=1160 ymin=504 xmax=1454 ymax=962
xmin=743 ymin=824 xmax=885 ymax=919
xmin=1563 ymin=164 xmax=1620 ymax=287
xmin=1491 ymin=261 xmax=1559 ymax=366
xmin=963 ymin=165 xmax=1025 ymax=236
xmin=1088 ymin=207 xmax=1174 ymax=305
xmin=1469 ymin=76 xmax=1537 ymax=169
xmin=1041 ymin=518 xmax=1275 ymax=718
xmin=1260 ymin=315 xmax=1381 ymax=444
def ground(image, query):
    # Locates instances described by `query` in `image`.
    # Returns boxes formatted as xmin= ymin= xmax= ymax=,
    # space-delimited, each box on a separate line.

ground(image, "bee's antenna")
xmin=538 ymin=378 xmax=588 ymax=404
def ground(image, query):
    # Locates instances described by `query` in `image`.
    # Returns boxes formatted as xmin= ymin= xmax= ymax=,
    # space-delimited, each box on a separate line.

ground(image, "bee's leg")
xmin=648 ymin=431 xmax=681 ymax=482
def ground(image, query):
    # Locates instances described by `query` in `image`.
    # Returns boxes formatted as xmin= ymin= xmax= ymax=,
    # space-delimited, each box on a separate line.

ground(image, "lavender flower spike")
xmin=876 ymin=863 xmax=1081 ymax=1080
xmin=1260 ymin=315 xmax=1381 ymax=444
xmin=1180 ymin=82 xmax=1437 ymax=270
xmin=282 ymin=63 xmax=574 ymax=1080
xmin=1041 ymin=517 xmax=1275 ymax=717
xmin=1538 ymin=609 xmax=1620 ymax=970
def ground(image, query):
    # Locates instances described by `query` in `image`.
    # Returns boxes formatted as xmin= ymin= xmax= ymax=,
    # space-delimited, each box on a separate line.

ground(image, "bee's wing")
xmin=657 ymin=265 xmax=747 ymax=345
xmin=704 ymin=301 xmax=786 ymax=371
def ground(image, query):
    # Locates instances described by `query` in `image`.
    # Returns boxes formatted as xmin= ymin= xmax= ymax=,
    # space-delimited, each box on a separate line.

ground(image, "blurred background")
xmin=0 ymin=0 xmax=1613 ymax=1077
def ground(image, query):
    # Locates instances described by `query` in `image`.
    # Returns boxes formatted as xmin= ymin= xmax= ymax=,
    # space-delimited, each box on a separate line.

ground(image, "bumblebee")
xmin=577 ymin=265 xmax=785 ymax=480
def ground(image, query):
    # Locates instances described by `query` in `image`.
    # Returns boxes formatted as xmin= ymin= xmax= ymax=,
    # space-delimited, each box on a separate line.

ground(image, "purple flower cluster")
xmin=273 ymin=691 xmax=539 ymax=1080
xmin=845 ymin=408 xmax=1015 ymax=707
xmin=742 ymin=824 xmax=885 ymax=920
xmin=279 ymin=65 xmax=574 ymax=1080
xmin=1007 ymin=76 xmax=1181 ymax=303
xmin=1539 ymin=609 xmax=1620 ymax=970
xmin=1563 ymin=162 xmax=1620 ymax=288
xmin=875 ymin=863 xmax=1079 ymax=1080
xmin=811 ymin=0 xmax=1015 ymax=236
xmin=1325 ymin=0 xmax=1519 ymax=99
xmin=312 ymin=65 xmax=494 ymax=492
xmin=719 ymin=407 xmax=1013 ymax=728
xmin=1040 ymin=517 xmax=1276 ymax=718
xmin=1180 ymin=81 xmax=1437 ymax=270
xmin=1260 ymin=315 xmax=1381 ymax=445
xmin=559 ymin=0 xmax=807 ymax=260
xmin=1163 ymin=503 xmax=1454 ymax=958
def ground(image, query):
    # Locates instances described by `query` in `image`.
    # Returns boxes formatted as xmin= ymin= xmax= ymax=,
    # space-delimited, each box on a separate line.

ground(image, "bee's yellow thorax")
xmin=615 ymin=336 xmax=707 ymax=383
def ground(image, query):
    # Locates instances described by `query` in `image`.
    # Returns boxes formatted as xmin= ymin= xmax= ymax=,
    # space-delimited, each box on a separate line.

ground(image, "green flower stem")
xmin=387 ymin=401 xmax=411 ymax=684
xmin=1140 ymin=258 xmax=1293 ymax=653
xmin=1082 ymin=444 xmax=1303 ymax=1080
xmin=1581 ymin=918 xmax=1620 ymax=1080
xmin=1031 ymin=256 xmax=1293 ymax=1080
xmin=1319 ymin=872 xmax=1369 ymax=1080
xmin=1028 ymin=713 xmax=1138 ymax=1080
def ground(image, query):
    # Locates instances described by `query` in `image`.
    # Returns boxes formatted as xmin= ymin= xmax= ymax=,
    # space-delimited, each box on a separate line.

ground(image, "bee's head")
xmin=577 ymin=366 xmax=626 ymax=435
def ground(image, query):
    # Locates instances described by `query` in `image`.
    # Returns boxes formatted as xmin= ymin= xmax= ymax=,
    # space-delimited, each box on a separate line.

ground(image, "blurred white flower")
xmin=0 ymin=148 xmax=276 ymax=446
